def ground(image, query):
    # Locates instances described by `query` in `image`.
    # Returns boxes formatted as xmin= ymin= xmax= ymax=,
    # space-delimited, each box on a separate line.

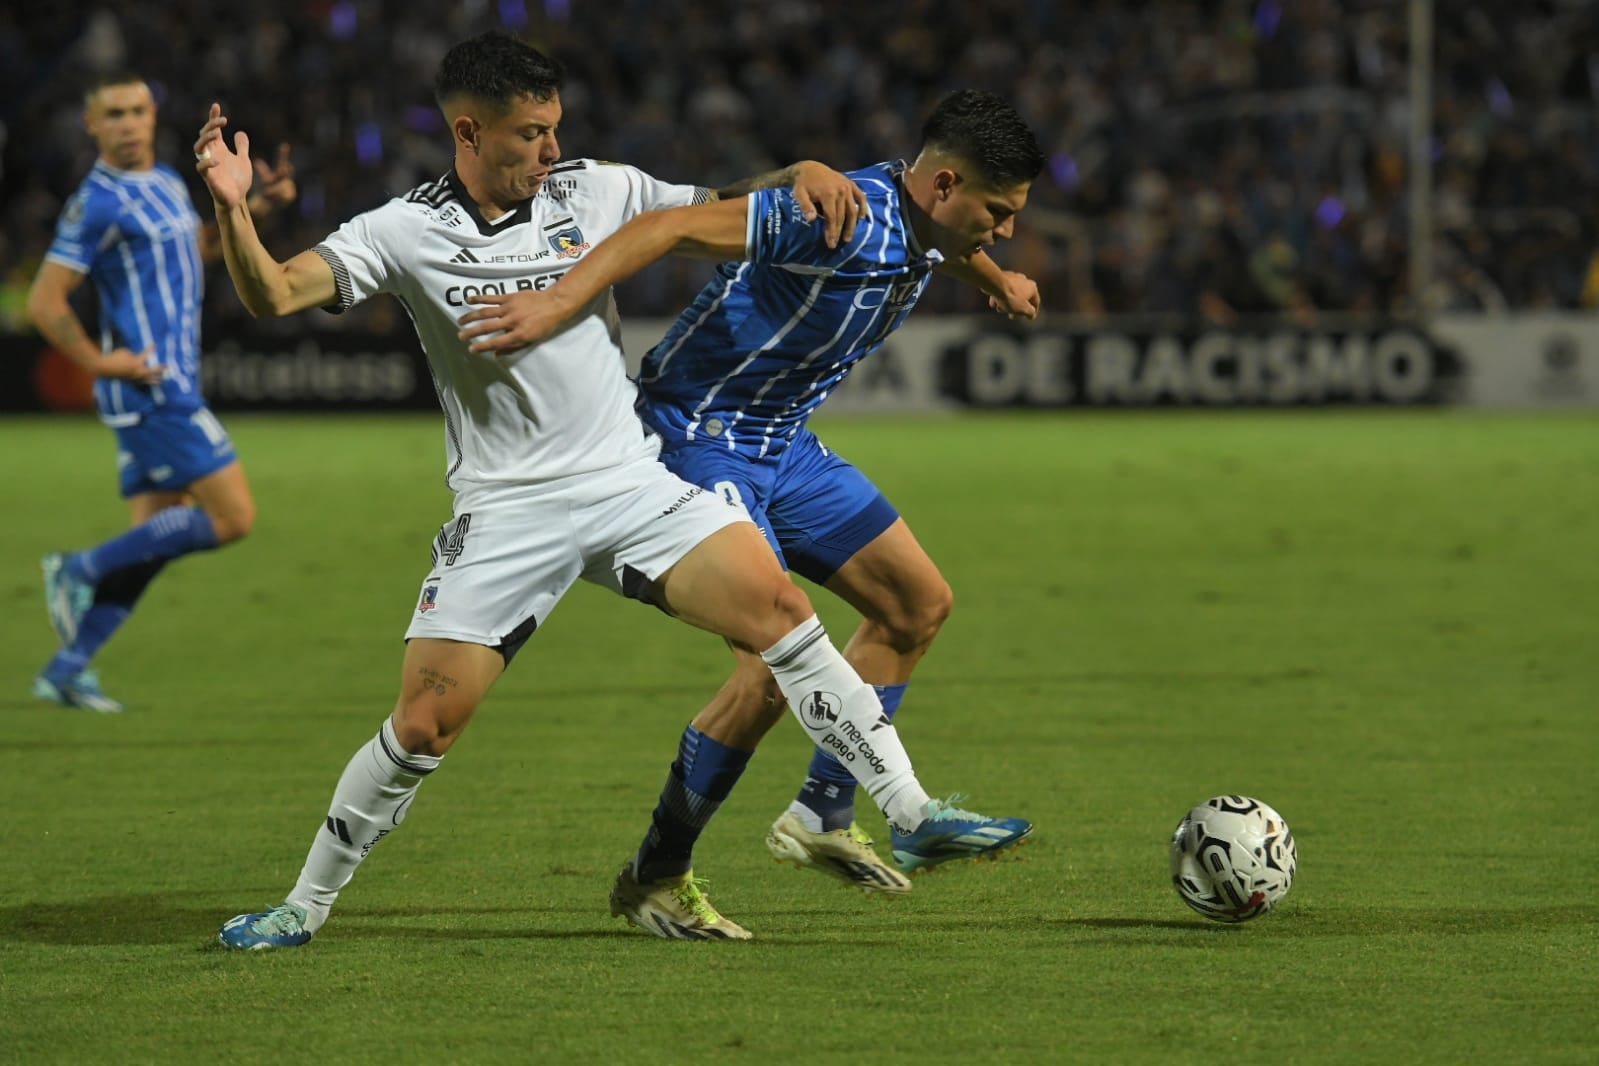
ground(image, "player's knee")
xmin=207 ymin=499 xmax=256 ymax=544
xmin=391 ymin=698 xmax=473 ymax=758
xmin=391 ymin=713 xmax=457 ymax=758
xmin=736 ymin=577 xmax=817 ymax=652
xmin=879 ymin=579 xmax=954 ymax=653
xmin=769 ymin=579 xmax=816 ymax=632
xmin=924 ymin=578 xmax=955 ymax=634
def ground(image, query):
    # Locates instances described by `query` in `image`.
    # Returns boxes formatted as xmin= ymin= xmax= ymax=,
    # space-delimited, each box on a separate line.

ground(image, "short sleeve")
xmin=312 ymin=200 xmax=408 ymax=312
xmin=589 ymin=161 xmax=712 ymax=219
xmin=745 ymin=186 xmax=861 ymax=270
xmin=45 ymin=185 xmax=120 ymax=274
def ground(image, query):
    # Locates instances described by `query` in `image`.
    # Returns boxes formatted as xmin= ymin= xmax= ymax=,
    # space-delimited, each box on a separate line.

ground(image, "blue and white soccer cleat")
xmin=41 ymin=553 xmax=94 ymax=645
xmin=32 ymin=669 xmax=125 ymax=714
xmin=890 ymin=796 xmax=1033 ymax=873
xmin=218 ymin=904 xmax=313 ymax=951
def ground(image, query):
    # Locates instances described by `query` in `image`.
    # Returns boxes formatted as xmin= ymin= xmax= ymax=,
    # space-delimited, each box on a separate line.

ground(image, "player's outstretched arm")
xmin=938 ymin=250 xmax=1041 ymax=320
xmin=198 ymin=142 xmax=297 ymax=266
xmin=713 ymin=161 xmax=865 ymax=250
xmin=459 ymin=196 xmax=753 ymax=355
xmin=194 ymin=104 xmax=333 ymax=317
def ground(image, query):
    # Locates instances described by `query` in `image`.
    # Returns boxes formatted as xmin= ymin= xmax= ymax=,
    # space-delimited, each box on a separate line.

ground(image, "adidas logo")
xmin=449 ymin=247 xmax=480 ymax=265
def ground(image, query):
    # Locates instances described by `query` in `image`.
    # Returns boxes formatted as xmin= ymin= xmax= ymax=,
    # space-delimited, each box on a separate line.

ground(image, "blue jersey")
xmin=45 ymin=160 xmax=206 ymax=425
xmin=637 ymin=160 xmax=943 ymax=461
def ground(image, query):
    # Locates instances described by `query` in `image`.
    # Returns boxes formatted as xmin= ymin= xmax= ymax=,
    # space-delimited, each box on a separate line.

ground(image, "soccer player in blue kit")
xmin=458 ymin=89 xmax=1045 ymax=889
xmin=27 ymin=72 xmax=295 ymax=711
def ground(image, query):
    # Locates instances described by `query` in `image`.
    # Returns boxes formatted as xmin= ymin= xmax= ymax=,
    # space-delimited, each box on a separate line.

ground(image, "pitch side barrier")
xmin=738 ymin=313 xmax=1595 ymax=412
xmin=780 ymin=314 xmax=1593 ymax=412
xmin=0 ymin=315 xmax=1592 ymax=414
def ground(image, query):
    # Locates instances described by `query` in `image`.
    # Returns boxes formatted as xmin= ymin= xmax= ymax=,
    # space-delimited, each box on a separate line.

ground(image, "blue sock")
xmin=634 ymin=726 xmax=753 ymax=883
xmin=797 ymin=682 xmax=907 ymax=831
xmin=42 ymin=606 xmax=130 ymax=682
xmin=69 ymin=508 xmax=219 ymax=583
xmin=42 ymin=560 xmax=165 ymax=683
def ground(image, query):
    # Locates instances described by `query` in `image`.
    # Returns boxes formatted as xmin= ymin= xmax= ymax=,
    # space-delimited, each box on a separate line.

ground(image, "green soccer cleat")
xmin=608 ymin=862 xmax=752 ymax=941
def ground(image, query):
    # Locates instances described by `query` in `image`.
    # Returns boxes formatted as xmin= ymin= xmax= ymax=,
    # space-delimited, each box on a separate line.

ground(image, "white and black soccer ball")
xmin=1170 ymin=795 xmax=1296 ymax=923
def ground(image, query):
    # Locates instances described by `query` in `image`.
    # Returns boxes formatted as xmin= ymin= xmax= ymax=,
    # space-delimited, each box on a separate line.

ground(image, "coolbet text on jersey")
xmin=313 ymin=161 xmax=710 ymax=488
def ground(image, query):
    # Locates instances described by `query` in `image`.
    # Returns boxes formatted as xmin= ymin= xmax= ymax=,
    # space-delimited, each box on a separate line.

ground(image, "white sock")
xmin=784 ymin=801 xmax=825 ymax=832
xmin=287 ymin=718 xmax=441 ymax=933
xmin=761 ymin=617 xmax=930 ymax=833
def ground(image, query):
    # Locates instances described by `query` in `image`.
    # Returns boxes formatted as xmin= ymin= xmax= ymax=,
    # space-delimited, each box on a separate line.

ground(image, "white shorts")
xmin=403 ymin=456 xmax=749 ymax=656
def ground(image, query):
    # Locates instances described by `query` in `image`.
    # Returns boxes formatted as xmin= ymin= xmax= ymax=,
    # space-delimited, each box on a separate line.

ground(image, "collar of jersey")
xmin=446 ymin=169 xmax=535 ymax=237
xmin=93 ymin=159 xmax=166 ymax=183
xmin=887 ymin=159 xmax=940 ymax=265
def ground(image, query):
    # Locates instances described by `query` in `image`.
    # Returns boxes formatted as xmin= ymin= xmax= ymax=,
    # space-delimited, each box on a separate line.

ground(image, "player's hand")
xmin=194 ymin=104 xmax=254 ymax=210
xmin=252 ymin=144 xmax=297 ymax=211
xmin=458 ymin=290 xmax=572 ymax=354
xmin=988 ymin=270 xmax=1041 ymax=321
xmin=791 ymin=161 xmax=867 ymax=250
xmin=97 ymin=347 xmax=166 ymax=386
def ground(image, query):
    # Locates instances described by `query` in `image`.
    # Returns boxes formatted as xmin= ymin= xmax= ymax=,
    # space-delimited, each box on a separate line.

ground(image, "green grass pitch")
xmin=2 ymin=411 xmax=1595 ymax=1064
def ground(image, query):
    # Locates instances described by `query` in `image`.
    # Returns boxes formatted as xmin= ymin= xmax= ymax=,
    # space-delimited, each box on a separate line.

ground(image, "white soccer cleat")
xmin=766 ymin=812 xmax=912 ymax=895
xmin=608 ymin=863 xmax=753 ymax=941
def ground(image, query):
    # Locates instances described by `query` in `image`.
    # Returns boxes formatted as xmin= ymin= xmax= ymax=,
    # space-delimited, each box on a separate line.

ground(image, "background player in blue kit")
xmin=458 ymin=89 xmax=1044 ymax=887
xmin=27 ymin=71 xmax=296 ymax=712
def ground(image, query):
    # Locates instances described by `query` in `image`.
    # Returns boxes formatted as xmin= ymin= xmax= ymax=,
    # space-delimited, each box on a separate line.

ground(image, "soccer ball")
xmin=1169 ymin=795 xmax=1296 ymax=923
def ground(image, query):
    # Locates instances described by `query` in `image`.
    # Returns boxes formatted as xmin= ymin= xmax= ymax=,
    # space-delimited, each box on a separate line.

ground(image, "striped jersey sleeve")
xmin=46 ymin=183 xmax=121 ymax=274
xmin=312 ymin=199 xmax=411 ymax=311
xmin=745 ymin=186 xmax=848 ymax=268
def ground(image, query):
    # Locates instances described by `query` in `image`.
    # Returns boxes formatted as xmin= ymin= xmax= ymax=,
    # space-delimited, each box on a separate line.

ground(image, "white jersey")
xmin=314 ymin=161 xmax=711 ymax=489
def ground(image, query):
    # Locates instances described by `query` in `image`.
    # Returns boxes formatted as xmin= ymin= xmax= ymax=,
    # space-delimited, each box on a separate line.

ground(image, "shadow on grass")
xmin=1059 ymin=918 xmax=1203 ymax=931
xmin=1054 ymin=905 xmax=1599 ymax=940
xmin=521 ymin=668 xmax=1327 ymax=703
xmin=0 ymin=895 xmax=627 ymax=947
xmin=1 ymin=894 xmax=911 ymax=950
xmin=0 ymin=738 xmax=266 ymax=751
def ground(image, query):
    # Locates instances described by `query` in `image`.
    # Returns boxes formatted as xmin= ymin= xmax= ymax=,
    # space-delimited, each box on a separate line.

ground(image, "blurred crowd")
xmin=3 ymin=0 xmax=1598 ymax=338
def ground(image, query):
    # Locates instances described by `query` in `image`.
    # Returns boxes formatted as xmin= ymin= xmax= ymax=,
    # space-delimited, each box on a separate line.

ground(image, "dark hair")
xmin=920 ymin=89 xmax=1044 ymax=187
xmin=84 ymin=70 xmax=147 ymax=101
xmin=433 ymin=31 xmax=564 ymax=110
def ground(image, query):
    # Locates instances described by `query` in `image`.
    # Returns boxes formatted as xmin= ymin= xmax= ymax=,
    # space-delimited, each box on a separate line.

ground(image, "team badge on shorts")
xmin=418 ymin=585 xmax=439 ymax=612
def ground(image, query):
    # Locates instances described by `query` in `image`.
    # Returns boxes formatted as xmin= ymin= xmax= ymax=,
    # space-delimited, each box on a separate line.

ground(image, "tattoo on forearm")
xmin=714 ymin=163 xmax=801 ymax=200
xmin=416 ymin=667 xmax=459 ymax=698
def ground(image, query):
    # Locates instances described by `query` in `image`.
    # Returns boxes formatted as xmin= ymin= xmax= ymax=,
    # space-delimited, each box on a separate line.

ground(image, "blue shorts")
xmin=112 ymin=406 xmax=237 ymax=498
xmin=658 ymin=428 xmax=898 ymax=584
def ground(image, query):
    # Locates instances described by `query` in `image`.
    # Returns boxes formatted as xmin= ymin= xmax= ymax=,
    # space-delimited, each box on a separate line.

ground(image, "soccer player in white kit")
xmin=200 ymin=32 xmax=1012 ymax=947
